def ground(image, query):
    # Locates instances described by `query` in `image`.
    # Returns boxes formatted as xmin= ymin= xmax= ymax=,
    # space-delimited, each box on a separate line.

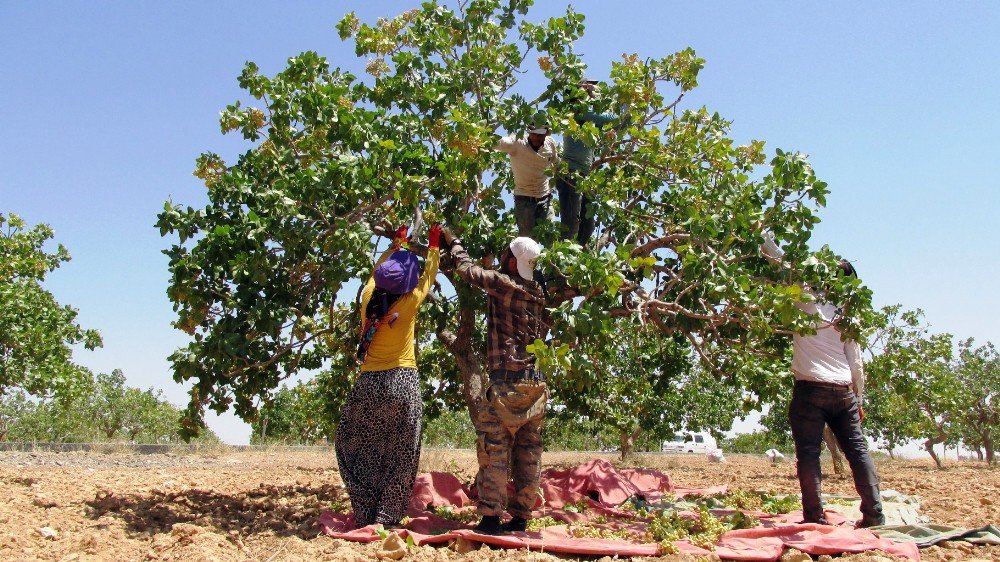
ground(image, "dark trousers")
xmin=513 ymin=195 xmax=550 ymax=237
xmin=556 ymin=175 xmax=595 ymax=245
xmin=789 ymin=380 xmax=884 ymax=525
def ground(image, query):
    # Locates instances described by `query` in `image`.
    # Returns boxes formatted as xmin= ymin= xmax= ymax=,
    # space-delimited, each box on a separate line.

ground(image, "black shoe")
xmin=473 ymin=515 xmax=503 ymax=535
xmin=503 ymin=516 xmax=528 ymax=533
xmin=854 ymin=517 xmax=885 ymax=529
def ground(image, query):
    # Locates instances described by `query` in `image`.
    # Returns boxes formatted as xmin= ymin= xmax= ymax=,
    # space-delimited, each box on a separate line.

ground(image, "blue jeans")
xmin=789 ymin=380 xmax=884 ymax=525
xmin=513 ymin=195 xmax=550 ymax=237
xmin=556 ymin=175 xmax=595 ymax=245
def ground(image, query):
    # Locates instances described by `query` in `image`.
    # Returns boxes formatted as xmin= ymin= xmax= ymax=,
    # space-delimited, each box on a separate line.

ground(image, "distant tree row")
xmin=0 ymin=369 xmax=218 ymax=444
xmin=249 ymin=370 xmax=344 ymax=445
xmin=250 ymin=382 xmax=671 ymax=455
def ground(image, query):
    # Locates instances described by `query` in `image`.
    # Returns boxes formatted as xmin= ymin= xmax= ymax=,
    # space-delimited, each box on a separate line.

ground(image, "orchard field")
xmin=3 ymin=2 xmax=999 ymax=561
xmin=2 ymin=448 xmax=999 ymax=562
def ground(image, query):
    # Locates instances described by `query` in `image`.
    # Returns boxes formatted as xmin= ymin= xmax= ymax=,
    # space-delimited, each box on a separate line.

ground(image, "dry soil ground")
xmin=1 ymin=447 xmax=998 ymax=561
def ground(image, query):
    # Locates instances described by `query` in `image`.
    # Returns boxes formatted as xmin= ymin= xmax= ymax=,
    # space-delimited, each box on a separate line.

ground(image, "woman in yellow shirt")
xmin=335 ymin=223 xmax=440 ymax=529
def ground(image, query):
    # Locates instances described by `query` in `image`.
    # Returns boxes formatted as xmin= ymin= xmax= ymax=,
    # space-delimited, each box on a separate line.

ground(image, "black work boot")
xmin=502 ymin=516 xmax=528 ymax=533
xmin=854 ymin=516 xmax=885 ymax=529
xmin=473 ymin=515 xmax=503 ymax=535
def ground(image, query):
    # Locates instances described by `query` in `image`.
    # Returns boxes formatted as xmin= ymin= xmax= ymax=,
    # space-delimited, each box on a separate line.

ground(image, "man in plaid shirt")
xmin=442 ymin=229 xmax=548 ymax=535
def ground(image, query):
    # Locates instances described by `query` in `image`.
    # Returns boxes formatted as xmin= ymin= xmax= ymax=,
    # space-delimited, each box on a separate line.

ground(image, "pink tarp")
xmin=540 ymin=458 xmax=675 ymax=506
xmin=408 ymin=472 xmax=474 ymax=512
xmin=320 ymin=459 xmax=920 ymax=560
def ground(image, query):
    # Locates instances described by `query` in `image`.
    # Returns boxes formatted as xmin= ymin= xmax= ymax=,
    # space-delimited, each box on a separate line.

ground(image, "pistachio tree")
xmin=0 ymin=213 xmax=102 ymax=437
xmin=86 ymin=369 xmax=181 ymax=442
xmin=866 ymin=306 xmax=959 ymax=468
xmin=950 ymin=339 xmax=998 ymax=463
xmin=159 ymin=0 xmax=869 ymax=437
xmin=863 ymin=368 xmax=920 ymax=457
xmin=250 ymin=368 xmax=350 ymax=444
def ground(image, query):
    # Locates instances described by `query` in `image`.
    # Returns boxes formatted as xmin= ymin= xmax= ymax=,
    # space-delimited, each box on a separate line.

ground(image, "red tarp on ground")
xmin=320 ymin=458 xmax=920 ymax=561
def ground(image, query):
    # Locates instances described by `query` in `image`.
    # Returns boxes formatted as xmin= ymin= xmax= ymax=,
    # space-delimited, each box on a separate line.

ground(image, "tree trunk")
xmin=886 ymin=440 xmax=900 ymax=460
xmin=984 ymin=434 xmax=995 ymax=465
xmin=823 ymin=426 xmax=846 ymax=476
xmin=619 ymin=427 xmax=642 ymax=461
xmin=925 ymin=435 xmax=946 ymax=469
xmin=0 ymin=387 xmax=7 ymax=442
xmin=920 ymin=404 xmax=947 ymax=469
xmin=437 ymin=303 xmax=487 ymax=434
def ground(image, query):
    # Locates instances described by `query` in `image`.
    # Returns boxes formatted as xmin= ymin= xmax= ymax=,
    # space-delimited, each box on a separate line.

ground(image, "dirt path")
xmin=2 ymin=449 xmax=998 ymax=561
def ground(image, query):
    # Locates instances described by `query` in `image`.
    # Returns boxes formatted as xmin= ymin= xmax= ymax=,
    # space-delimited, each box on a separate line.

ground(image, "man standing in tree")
xmin=558 ymin=80 xmax=621 ymax=246
xmin=442 ymin=228 xmax=548 ymax=535
xmin=497 ymin=116 xmax=560 ymax=236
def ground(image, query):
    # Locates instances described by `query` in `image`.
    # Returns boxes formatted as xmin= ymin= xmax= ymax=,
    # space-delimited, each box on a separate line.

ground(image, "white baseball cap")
xmin=528 ymin=112 xmax=550 ymax=135
xmin=509 ymin=237 xmax=542 ymax=281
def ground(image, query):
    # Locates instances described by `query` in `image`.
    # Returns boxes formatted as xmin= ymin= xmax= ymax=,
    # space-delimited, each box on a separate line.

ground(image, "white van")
xmin=661 ymin=432 xmax=719 ymax=454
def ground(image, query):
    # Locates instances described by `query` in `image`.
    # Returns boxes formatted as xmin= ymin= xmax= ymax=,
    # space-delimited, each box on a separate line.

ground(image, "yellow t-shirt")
xmin=359 ymin=247 xmax=440 ymax=372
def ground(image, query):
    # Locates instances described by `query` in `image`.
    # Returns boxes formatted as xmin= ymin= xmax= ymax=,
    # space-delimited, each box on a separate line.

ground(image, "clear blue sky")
xmin=2 ymin=2 xmax=998 ymax=445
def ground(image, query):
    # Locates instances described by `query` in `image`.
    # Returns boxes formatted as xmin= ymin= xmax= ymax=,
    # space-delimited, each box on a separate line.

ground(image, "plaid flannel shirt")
xmin=451 ymin=243 xmax=546 ymax=373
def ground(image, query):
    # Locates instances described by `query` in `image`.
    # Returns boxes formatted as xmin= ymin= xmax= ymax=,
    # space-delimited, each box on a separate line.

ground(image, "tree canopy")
xmin=158 ymin=0 xmax=871 ymax=438
xmin=0 ymin=213 xmax=101 ymax=405
xmin=865 ymin=306 xmax=1000 ymax=466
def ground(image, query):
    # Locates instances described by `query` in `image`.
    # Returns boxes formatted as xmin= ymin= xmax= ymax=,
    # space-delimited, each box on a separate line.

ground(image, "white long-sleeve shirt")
xmin=496 ymin=135 xmax=559 ymax=198
xmin=792 ymin=300 xmax=866 ymax=398
xmin=761 ymin=233 xmax=866 ymax=398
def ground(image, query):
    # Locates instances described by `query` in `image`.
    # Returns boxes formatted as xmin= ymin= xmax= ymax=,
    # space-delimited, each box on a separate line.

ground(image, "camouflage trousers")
xmin=475 ymin=379 xmax=548 ymax=518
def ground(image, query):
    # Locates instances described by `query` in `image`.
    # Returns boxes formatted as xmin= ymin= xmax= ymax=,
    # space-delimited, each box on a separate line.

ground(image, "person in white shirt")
xmin=496 ymin=118 xmax=560 ymax=236
xmin=762 ymin=235 xmax=884 ymax=528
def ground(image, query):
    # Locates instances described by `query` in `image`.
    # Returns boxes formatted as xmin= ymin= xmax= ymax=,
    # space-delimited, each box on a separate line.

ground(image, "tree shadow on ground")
xmin=84 ymin=481 xmax=349 ymax=539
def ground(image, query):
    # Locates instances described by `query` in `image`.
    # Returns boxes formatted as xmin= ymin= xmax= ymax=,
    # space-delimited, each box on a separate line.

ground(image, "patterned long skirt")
xmin=335 ymin=367 xmax=423 ymax=527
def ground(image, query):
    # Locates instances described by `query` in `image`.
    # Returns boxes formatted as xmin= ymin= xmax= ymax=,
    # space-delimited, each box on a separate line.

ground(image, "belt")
xmin=795 ymin=379 xmax=850 ymax=389
xmin=490 ymin=369 xmax=545 ymax=383
xmin=514 ymin=194 xmax=550 ymax=203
